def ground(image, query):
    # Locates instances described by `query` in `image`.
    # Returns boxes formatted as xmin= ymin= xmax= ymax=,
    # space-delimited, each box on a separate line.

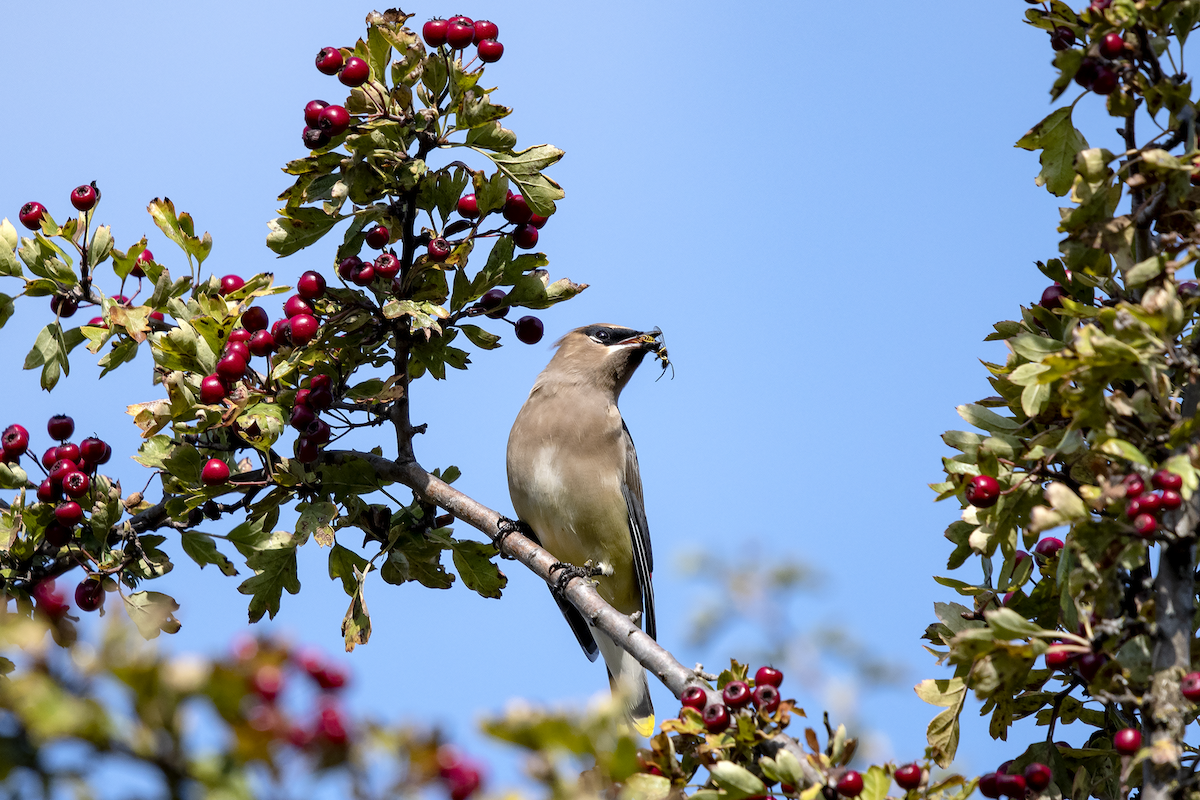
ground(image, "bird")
xmin=506 ymin=323 xmax=664 ymax=736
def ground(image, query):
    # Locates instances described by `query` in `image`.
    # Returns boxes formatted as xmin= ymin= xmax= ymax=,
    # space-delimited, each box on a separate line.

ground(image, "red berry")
xmin=290 ymin=404 xmax=317 ymax=432
xmin=57 ymin=442 xmax=81 ymax=463
xmin=303 ymin=126 xmax=331 ymax=149
xmin=284 ymin=295 xmax=313 ymax=319
xmin=995 ymin=774 xmax=1025 ymax=798
xmin=220 ymin=275 xmax=245 ymax=296
xmin=1113 ymin=727 xmax=1141 ymax=755
xmin=472 ymin=19 xmax=498 ymax=44
xmin=1024 ymin=763 xmax=1052 ymax=792
xmin=314 ymin=663 xmax=347 ymax=690
xmin=1182 ymin=671 xmax=1200 ymax=701
xmin=304 ymin=99 xmax=329 ymax=126
xmin=1045 ymin=646 xmax=1076 ymax=670
xmin=307 ymin=385 xmax=334 ymax=411
xmin=1092 ymin=66 xmax=1118 ymax=95
xmin=702 ymin=703 xmax=729 ymax=732
xmin=894 ymin=764 xmax=922 ymax=791
xmin=1078 ymin=651 xmax=1107 ymax=681
xmin=350 ymin=261 xmax=375 ymax=286
xmin=41 ymin=447 xmax=59 ymax=470
xmin=70 ymin=183 xmax=98 ymax=212
xmin=515 ymin=316 xmax=544 ymax=345
xmin=755 ymin=666 xmax=784 ymax=687
xmin=966 ymin=475 xmax=1000 ymax=507
xmin=44 ymin=521 xmax=70 ymax=546
xmin=1033 ymin=537 xmax=1063 ymax=562
xmin=2 ymin=424 xmax=29 ymax=458
xmin=55 ymin=501 xmax=83 ymax=526
xmin=1075 ymin=58 xmax=1100 ymax=88
xmin=338 ymin=57 xmax=369 ymax=87
xmin=18 ymin=201 xmax=46 ymax=230
xmin=200 ymin=375 xmax=227 ymax=404
xmin=512 ymin=224 xmax=539 ymax=249
xmin=680 ymin=686 xmax=706 ymax=709
xmin=447 ymin=15 xmax=474 ymax=26
xmin=978 ymin=774 xmax=1000 ymax=800
xmin=1123 ymin=473 xmax=1146 ymax=498
xmin=1133 ymin=512 xmax=1157 ymax=538
xmin=75 ymin=577 xmax=105 ymax=612
xmin=427 ymin=238 xmax=452 ymax=262
xmin=318 ymin=104 xmax=351 ymax=136
xmin=315 ymin=47 xmax=344 ymax=75
xmin=374 ymin=252 xmax=400 ymax=279
xmin=249 ymin=330 xmax=276 ymax=357
xmin=837 ymin=771 xmax=864 ymax=798
xmin=479 ymin=288 xmax=507 ymax=318
xmin=477 ymin=39 xmax=504 ymax=63
xmin=366 ymin=226 xmax=389 ymax=249
xmin=446 ymin=21 xmax=475 ymax=49
xmin=201 ymin=458 xmax=230 ymax=486
xmin=298 ymin=270 xmax=326 ymax=300
xmin=271 ymin=319 xmax=293 ymax=346
xmin=295 ymin=437 xmax=320 ymax=463
xmin=290 ymin=314 xmax=319 ymax=345
xmin=48 ymin=415 xmax=75 ymax=441
xmin=79 ymin=437 xmax=106 ymax=464
xmin=62 ymin=471 xmax=90 ymax=499
xmin=37 ymin=477 xmax=58 ymax=501
xmin=1040 ymin=284 xmax=1065 ymax=309
xmin=133 ymin=248 xmax=154 ymax=278
xmin=50 ymin=295 xmax=78 ymax=318
xmin=304 ymin=418 xmax=331 ymax=445
xmin=216 ymin=352 xmax=248 ymax=382
xmin=1152 ymin=469 xmax=1182 ymax=491
xmin=251 ymin=664 xmax=285 ymax=702
xmin=241 ymin=307 xmax=269 ymax=333
xmin=752 ymin=684 xmax=781 ymax=713
xmin=529 ymin=212 xmax=549 ymax=229
xmin=33 ymin=581 xmax=68 ymax=619
xmin=503 ymin=194 xmax=533 ymax=224
xmin=1100 ymin=32 xmax=1125 ymax=58
xmin=1050 ymin=26 xmax=1076 ymax=51
xmin=423 ymin=18 xmax=449 ymax=47
xmin=722 ymin=680 xmax=751 ymax=708
xmin=457 ymin=194 xmax=480 ymax=218
xmin=337 ymin=256 xmax=362 ymax=280
xmin=1162 ymin=489 xmax=1182 ymax=510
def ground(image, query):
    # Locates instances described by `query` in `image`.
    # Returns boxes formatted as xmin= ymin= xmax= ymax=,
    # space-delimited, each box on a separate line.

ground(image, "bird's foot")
xmin=549 ymin=560 xmax=605 ymax=596
xmin=494 ymin=516 xmax=534 ymax=559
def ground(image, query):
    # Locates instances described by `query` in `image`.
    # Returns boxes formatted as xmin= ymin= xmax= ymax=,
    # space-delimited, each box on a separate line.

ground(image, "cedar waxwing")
xmin=507 ymin=324 xmax=664 ymax=736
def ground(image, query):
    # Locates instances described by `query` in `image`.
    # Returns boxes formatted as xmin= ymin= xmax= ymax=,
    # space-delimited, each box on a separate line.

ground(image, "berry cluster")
xmin=3 ymin=414 xmax=116 ymax=614
xmin=457 ymin=189 xmax=549 ymax=251
xmin=1046 ymin=8 xmax=1128 ymax=96
xmin=289 ymin=374 xmax=337 ymax=464
xmin=422 ymin=15 xmax=504 ymax=64
xmin=1119 ymin=470 xmax=1182 ymax=539
xmin=977 ymin=760 xmax=1055 ymax=798
xmin=436 ymin=746 xmax=485 ymax=800
xmin=680 ymin=665 xmax=784 ymax=735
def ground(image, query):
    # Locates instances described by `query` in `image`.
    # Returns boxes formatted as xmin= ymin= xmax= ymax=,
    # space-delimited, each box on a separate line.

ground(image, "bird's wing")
xmin=523 ymin=527 xmax=600 ymax=661
xmin=621 ymin=419 xmax=656 ymax=641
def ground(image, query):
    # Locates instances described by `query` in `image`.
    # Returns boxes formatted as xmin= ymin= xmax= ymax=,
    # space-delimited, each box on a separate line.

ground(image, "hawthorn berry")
xmin=291 ymin=405 xmax=317 ymax=433
xmin=1050 ymin=26 xmax=1075 ymax=51
xmin=18 ymin=201 xmax=46 ymax=230
xmin=318 ymin=104 xmax=351 ymax=135
xmin=290 ymin=314 xmax=319 ymax=345
xmin=1075 ymin=58 xmax=1100 ymax=88
xmin=1024 ymin=763 xmax=1052 ymax=792
xmin=298 ymin=270 xmax=327 ymax=300
xmin=314 ymin=663 xmax=347 ymax=690
xmin=1152 ymin=469 xmax=1182 ymax=491
xmin=1092 ymin=66 xmax=1118 ymax=95
xmin=304 ymin=99 xmax=329 ymax=126
xmin=978 ymin=774 xmax=1000 ymax=800
xmin=722 ymin=680 xmax=751 ymax=708
xmin=239 ymin=306 xmax=268 ymax=333
xmin=374 ymin=252 xmax=400 ymax=279
xmin=43 ymin=521 xmax=69 ymax=546
xmin=1033 ymin=537 xmax=1063 ymax=563
xmin=472 ymin=19 xmax=498 ymax=43
xmin=1133 ymin=512 xmax=1157 ymax=538
xmin=447 ymin=14 xmax=474 ymax=26
xmin=1182 ymin=671 xmax=1200 ymax=701
xmin=428 ymin=238 xmax=452 ymax=262
xmin=1100 ymin=31 xmax=1125 ymax=58
xmin=755 ymin=666 xmax=784 ymax=687
xmin=1162 ymin=489 xmax=1182 ymax=510
xmin=55 ymin=501 xmax=83 ymax=526
xmin=70 ymin=183 xmax=98 ymax=212
xmin=41 ymin=447 xmax=60 ymax=470
xmin=304 ymin=418 xmax=331 ymax=445
xmin=337 ymin=256 xmax=362 ymax=280
xmin=33 ymin=581 xmax=69 ymax=619
xmin=752 ymin=684 xmax=781 ymax=713
xmin=479 ymin=288 xmax=508 ymax=318
xmin=350 ymin=261 xmax=375 ymax=286
xmin=303 ymin=126 xmax=331 ymax=149
xmin=446 ymin=20 xmax=475 ymax=49
xmin=837 ymin=771 xmax=864 ymax=798
xmin=894 ymin=764 xmax=922 ymax=791
xmin=220 ymin=274 xmax=245 ymax=295
xmin=338 ymin=57 xmax=369 ymax=87
xmin=503 ymin=194 xmax=533 ymax=224
xmin=80 ymin=437 xmax=107 ymax=464
xmin=366 ymin=225 xmax=389 ymax=249
xmin=680 ymin=686 xmax=707 ymax=709
xmin=132 ymin=248 xmax=154 ymax=278
xmin=200 ymin=375 xmax=228 ymax=404
xmin=251 ymin=664 xmax=285 ymax=702
xmin=457 ymin=193 xmax=480 ymax=218
xmin=315 ymin=47 xmax=344 ymax=75
xmin=515 ymin=316 xmax=544 ymax=345
xmin=2 ymin=424 xmax=29 ymax=458
xmin=75 ymin=577 xmax=105 ymax=612
xmin=995 ymin=774 xmax=1025 ymax=798
xmin=512 ymin=224 xmax=540 ymax=250
xmin=1113 ymin=727 xmax=1141 ymax=755
xmin=272 ymin=319 xmax=293 ymax=346
xmin=477 ymin=39 xmax=504 ymax=63
xmin=308 ymin=385 xmax=334 ymax=411
xmin=1078 ymin=651 xmax=1107 ymax=681
xmin=295 ymin=437 xmax=320 ymax=463
xmin=423 ymin=18 xmax=449 ymax=47
xmin=201 ymin=458 xmax=230 ymax=486
xmin=965 ymin=475 xmax=1000 ymax=507
xmin=284 ymin=295 xmax=314 ymax=319
xmin=1123 ymin=473 xmax=1145 ymax=497
xmin=529 ymin=212 xmax=549 ymax=229
xmin=1045 ymin=645 xmax=1076 ymax=670
xmin=249 ymin=330 xmax=276 ymax=357
xmin=702 ymin=703 xmax=729 ymax=732
xmin=48 ymin=415 xmax=75 ymax=441
xmin=50 ymin=295 xmax=78 ymax=318
xmin=62 ymin=471 xmax=90 ymax=499
xmin=230 ymin=327 xmax=253 ymax=343
xmin=1040 ymin=284 xmax=1065 ymax=310
xmin=216 ymin=353 xmax=248 ymax=382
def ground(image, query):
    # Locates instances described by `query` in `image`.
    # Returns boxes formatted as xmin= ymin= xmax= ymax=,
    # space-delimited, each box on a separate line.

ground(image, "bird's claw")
xmin=494 ymin=516 xmax=533 ymax=559
xmin=549 ymin=560 xmax=605 ymax=596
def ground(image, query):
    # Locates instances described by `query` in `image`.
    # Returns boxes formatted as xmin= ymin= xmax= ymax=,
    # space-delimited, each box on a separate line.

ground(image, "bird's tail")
xmin=596 ymin=630 xmax=655 ymax=737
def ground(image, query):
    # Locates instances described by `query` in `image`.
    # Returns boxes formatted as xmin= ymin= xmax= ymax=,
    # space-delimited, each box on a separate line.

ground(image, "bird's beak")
xmin=618 ymin=327 xmax=664 ymax=354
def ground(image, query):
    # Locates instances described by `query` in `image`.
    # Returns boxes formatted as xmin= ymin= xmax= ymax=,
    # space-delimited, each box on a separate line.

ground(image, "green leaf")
xmin=915 ymin=678 xmax=966 ymax=768
xmin=466 ymin=121 xmax=518 ymax=151
xmin=450 ymin=539 xmax=507 ymax=598
xmin=1097 ymin=437 xmax=1150 ymax=467
xmin=861 ymin=766 xmax=891 ymax=800
xmin=471 ymin=144 xmax=565 ymax=216
xmin=180 ymin=531 xmax=238 ymax=576
xmin=329 ymin=543 xmax=369 ymax=596
xmin=123 ymin=591 xmax=182 ymax=639
xmin=709 ymin=761 xmax=767 ymax=800
xmin=459 ymin=323 xmax=501 ymax=350
xmin=148 ymin=198 xmax=212 ymax=264
xmin=1126 ymin=255 xmax=1165 ymax=286
xmin=956 ymin=404 xmax=1020 ymax=434
xmin=342 ymin=573 xmax=372 ymax=651
xmin=0 ymin=293 xmax=12 ymax=330
xmin=87 ymin=225 xmax=114 ymax=269
xmin=266 ymin=207 xmax=346 ymax=257
xmin=0 ymin=462 xmax=27 ymax=490
xmin=1014 ymin=107 xmax=1089 ymax=197
xmin=1010 ymin=333 xmax=1065 ymax=361
xmin=472 ymin=169 xmax=510 ymax=217
xmin=238 ymin=536 xmax=301 ymax=622
xmin=985 ymin=607 xmax=1055 ymax=640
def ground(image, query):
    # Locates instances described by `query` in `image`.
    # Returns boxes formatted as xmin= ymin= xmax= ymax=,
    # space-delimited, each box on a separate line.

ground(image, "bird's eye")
xmin=592 ymin=329 xmax=611 ymax=343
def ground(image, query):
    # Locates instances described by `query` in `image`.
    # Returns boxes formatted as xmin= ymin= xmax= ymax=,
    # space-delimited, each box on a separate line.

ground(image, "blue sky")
xmin=0 ymin=0 xmax=1135 ymax=793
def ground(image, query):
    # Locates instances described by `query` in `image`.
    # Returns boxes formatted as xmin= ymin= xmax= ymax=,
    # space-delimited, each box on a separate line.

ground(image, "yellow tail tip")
xmin=632 ymin=714 xmax=655 ymax=737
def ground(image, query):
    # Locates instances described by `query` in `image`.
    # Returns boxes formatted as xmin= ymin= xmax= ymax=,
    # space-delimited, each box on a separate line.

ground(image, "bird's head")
xmin=543 ymin=324 xmax=666 ymax=396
